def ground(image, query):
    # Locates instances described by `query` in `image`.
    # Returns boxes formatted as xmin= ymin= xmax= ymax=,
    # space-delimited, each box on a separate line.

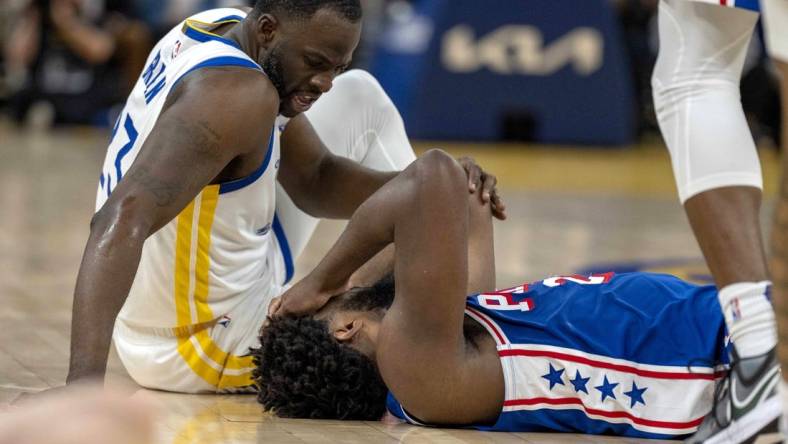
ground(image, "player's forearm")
xmin=308 ymin=166 xmax=415 ymax=290
xmin=276 ymin=151 xmax=466 ymax=316
xmin=67 ymin=215 xmax=147 ymax=382
xmin=348 ymin=244 xmax=395 ymax=288
xmin=301 ymin=154 xmax=398 ymax=219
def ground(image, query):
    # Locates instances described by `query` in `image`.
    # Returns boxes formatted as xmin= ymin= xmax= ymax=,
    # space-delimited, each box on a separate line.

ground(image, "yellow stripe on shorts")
xmin=174 ymin=186 xmax=254 ymax=389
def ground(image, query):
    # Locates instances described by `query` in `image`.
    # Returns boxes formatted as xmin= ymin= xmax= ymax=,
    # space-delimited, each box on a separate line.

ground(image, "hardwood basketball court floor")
xmin=0 ymin=122 xmax=780 ymax=443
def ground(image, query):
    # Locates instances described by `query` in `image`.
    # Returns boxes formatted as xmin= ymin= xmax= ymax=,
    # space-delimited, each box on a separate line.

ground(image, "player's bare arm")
xmin=466 ymin=185 xmax=496 ymax=294
xmin=277 ymin=114 xmax=399 ymax=219
xmin=269 ymin=119 xmax=506 ymax=314
xmin=271 ymin=114 xmax=504 ymax=298
xmin=375 ymin=151 xmax=502 ymax=425
xmin=67 ymin=68 xmax=279 ymax=383
xmin=278 ymin=115 xmax=506 ymax=221
xmin=273 ymin=150 xmax=504 ymax=422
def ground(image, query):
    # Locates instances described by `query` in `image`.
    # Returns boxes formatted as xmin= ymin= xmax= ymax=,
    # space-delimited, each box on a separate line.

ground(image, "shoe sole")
xmin=746 ymin=422 xmax=782 ymax=444
xmin=702 ymin=396 xmax=782 ymax=444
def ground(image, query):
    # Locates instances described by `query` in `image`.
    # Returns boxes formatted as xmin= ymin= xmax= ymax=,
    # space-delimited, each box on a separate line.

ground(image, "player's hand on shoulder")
xmin=456 ymin=156 xmax=506 ymax=220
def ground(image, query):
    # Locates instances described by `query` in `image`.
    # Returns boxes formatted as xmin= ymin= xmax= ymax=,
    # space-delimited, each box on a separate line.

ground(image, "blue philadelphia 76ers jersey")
xmin=387 ymin=272 xmax=728 ymax=439
xmin=689 ymin=0 xmax=760 ymax=12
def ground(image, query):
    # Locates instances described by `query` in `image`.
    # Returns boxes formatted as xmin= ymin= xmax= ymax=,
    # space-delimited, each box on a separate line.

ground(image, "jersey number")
xmin=476 ymin=272 xmax=615 ymax=312
xmin=101 ymin=112 xmax=138 ymax=197
xmin=478 ymin=284 xmax=534 ymax=312
xmin=100 ymin=51 xmax=165 ymax=197
xmin=542 ymin=272 xmax=614 ymax=287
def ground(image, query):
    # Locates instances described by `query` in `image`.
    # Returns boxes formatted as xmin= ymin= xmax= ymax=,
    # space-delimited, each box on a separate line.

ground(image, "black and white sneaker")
xmin=686 ymin=347 xmax=783 ymax=444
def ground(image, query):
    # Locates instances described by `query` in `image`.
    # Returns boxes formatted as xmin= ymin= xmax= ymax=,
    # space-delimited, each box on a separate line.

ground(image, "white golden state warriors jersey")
xmin=95 ymin=8 xmax=290 ymax=389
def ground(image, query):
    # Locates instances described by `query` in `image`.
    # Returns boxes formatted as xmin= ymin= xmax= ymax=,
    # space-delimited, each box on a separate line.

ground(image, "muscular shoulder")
xmin=377 ymin=311 xmax=504 ymax=426
xmin=164 ymin=66 xmax=279 ymax=154
xmin=168 ymin=66 xmax=279 ymax=120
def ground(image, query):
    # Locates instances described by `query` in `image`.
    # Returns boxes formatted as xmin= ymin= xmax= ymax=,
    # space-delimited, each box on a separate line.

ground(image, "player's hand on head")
xmin=266 ymin=296 xmax=283 ymax=319
xmin=456 ymin=156 xmax=506 ymax=220
xmin=270 ymin=284 xmax=331 ymax=317
xmin=269 ymin=274 xmax=347 ymax=317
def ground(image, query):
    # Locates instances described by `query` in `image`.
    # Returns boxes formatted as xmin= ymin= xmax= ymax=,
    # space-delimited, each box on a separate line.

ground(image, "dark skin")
xmin=66 ymin=8 xmax=504 ymax=385
xmin=768 ymin=59 xmax=788 ymax=382
xmin=684 ymin=187 xmax=769 ymax=289
xmin=273 ymin=150 xmax=505 ymax=425
xmin=70 ymin=67 xmax=278 ymax=383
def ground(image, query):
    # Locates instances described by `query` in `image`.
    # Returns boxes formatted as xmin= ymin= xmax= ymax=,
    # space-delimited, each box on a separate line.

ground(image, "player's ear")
xmin=332 ymin=318 xmax=363 ymax=343
xmin=256 ymin=13 xmax=279 ymax=46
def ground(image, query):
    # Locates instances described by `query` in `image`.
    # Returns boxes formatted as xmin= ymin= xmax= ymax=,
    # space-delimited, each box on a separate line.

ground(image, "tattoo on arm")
xmin=126 ymin=118 xmax=227 ymax=207
xmin=127 ymin=168 xmax=182 ymax=207
xmin=188 ymin=120 xmax=222 ymax=157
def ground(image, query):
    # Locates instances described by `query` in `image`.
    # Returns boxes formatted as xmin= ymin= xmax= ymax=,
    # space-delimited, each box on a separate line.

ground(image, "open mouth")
xmin=291 ymin=93 xmax=319 ymax=113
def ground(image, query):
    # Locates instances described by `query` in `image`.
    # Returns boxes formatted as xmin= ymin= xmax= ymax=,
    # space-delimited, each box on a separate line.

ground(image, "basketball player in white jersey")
xmin=652 ymin=0 xmax=788 ymax=441
xmin=65 ymin=0 xmax=503 ymax=394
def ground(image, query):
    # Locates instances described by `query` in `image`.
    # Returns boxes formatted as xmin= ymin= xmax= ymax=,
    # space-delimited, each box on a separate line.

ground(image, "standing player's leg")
xmin=274 ymin=69 xmax=416 ymax=282
xmin=770 ymin=55 xmax=788 ymax=443
xmin=762 ymin=0 xmax=788 ymax=426
xmin=652 ymin=0 xmax=780 ymax=441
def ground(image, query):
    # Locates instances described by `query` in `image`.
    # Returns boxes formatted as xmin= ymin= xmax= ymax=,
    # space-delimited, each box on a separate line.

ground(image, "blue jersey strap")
xmin=182 ymin=18 xmax=243 ymax=49
xmin=386 ymin=393 xmax=428 ymax=426
xmin=170 ymin=55 xmax=263 ymax=91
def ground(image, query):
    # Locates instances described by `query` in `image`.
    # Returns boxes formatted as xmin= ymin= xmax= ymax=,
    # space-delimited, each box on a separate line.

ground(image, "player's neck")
xmin=222 ymin=22 xmax=257 ymax=61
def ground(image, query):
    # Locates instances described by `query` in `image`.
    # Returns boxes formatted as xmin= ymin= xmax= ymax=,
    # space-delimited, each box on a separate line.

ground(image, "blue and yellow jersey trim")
xmin=218 ymin=129 xmax=275 ymax=194
xmin=174 ymin=15 xmax=264 ymax=91
xmin=182 ymin=17 xmax=244 ymax=49
xmin=272 ymin=214 xmax=294 ymax=284
xmin=174 ymin=187 xmax=255 ymax=390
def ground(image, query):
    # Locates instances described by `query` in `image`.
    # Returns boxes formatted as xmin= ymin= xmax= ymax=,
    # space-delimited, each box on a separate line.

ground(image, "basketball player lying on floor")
xmin=254 ymin=150 xmax=734 ymax=440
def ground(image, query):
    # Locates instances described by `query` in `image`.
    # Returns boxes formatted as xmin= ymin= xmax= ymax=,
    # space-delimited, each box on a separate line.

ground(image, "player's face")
xmin=262 ymin=10 xmax=361 ymax=117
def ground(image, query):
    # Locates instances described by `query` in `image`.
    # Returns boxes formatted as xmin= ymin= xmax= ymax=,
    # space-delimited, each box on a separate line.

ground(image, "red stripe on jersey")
xmin=466 ymin=307 xmax=507 ymax=344
xmin=503 ymin=397 xmax=704 ymax=429
xmin=498 ymin=349 xmax=726 ymax=381
xmin=720 ymin=0 xmax=728 ymax=5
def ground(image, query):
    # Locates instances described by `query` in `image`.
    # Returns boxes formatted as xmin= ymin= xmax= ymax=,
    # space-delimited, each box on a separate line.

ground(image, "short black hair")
xmin=252 ymin=0 xmax=362 ymax=22
xmin=252 ymin=316 xmax=387 ymax=419
xmin=251 ymin=274 xmax=395 ymax=419
xmin=333 ymin=272 xmax=395 ymax=312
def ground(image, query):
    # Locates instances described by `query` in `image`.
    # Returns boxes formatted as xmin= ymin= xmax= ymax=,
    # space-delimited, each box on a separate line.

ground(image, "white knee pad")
xmin=330 ymin=69 xmax=392 ymax=110
xmin=762 ymin=0 xmax=788 ymax=63
xmin=306 ymin=69 xmax=415 ymax=170
xmin=652 ymin=0 xmax=762 ymax=203
xmin=277 ymin=70 xmax=416 ymax=264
